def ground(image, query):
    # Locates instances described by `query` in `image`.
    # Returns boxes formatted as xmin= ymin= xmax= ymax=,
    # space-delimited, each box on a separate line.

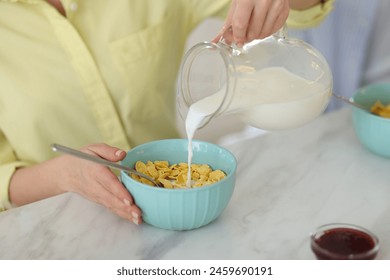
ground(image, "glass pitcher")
xmin=177 ymin=26 xmax=333 ymax=131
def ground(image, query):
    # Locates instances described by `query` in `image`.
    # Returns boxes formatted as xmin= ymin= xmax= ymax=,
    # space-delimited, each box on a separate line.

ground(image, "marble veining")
xmin=1 ymin=108 xmax=390 ymax=259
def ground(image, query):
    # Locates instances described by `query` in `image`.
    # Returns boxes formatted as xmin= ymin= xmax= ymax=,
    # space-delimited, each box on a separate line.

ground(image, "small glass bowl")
xmin=310 ymin=223 xmax=380 ymax=260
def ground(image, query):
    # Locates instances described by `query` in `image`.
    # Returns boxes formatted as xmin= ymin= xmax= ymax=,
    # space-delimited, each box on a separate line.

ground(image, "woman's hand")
xmin=213 ymin=0 xmax=289 ymax=46
xmin=57 ymin=143 xmax=142 ymax=224
xmin=10 ymin=143 xmax=142 ymax=225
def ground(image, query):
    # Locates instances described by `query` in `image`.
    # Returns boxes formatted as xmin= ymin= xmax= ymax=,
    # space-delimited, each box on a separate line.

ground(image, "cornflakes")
xmin=371 ymin=101 xmax=390 ymax=118
xmin=131 ymin=160 xmax=226 ymax=188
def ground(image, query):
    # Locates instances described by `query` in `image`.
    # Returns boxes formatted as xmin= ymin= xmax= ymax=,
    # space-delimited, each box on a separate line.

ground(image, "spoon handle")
xmin=332 ymin=93 xmax=368 ymax=111
xmin=51 ymin=143 xmax=158 ymax=185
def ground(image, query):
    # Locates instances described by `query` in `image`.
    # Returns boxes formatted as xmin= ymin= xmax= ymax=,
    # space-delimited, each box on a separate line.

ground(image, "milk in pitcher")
xmin=185 ymin=66 xmax=330 ymax=187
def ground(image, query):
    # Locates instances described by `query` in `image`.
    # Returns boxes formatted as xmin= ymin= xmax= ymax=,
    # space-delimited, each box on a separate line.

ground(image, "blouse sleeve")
xmin=287 ymin=0 xmax=335 ymax=29
xmin=0 ymin=130 xmax=30 ymax=210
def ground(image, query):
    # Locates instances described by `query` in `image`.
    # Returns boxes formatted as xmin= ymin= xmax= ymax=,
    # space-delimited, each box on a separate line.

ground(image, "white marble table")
xmin=1 ymin=108 xmax=390 ymax=260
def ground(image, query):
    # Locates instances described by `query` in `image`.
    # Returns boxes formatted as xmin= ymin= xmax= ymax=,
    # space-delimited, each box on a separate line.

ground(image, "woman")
xmin=0 ymin=0 xmax=333 ymax=223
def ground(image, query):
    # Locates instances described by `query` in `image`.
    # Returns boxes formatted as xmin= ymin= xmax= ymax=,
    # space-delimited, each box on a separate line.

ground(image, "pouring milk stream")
xmin=179 ymin=27 xmax=333 ymax=187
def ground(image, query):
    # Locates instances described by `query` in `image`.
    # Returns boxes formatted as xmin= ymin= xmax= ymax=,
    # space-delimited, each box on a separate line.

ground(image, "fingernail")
xmin=123 ymin=198 xmax=131 ymax=206
xmin=115 ymin=150 xmax=125 ymax=157
xmin=132 ymin=217 xmax=139 ymax=225
xmin=132 ymin=212 xmax=139 ymax=219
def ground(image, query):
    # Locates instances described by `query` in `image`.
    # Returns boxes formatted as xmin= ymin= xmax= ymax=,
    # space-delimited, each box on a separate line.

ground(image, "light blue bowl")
xmin=352 ymin=83 xmax=390 ymax=158
xmin=120 ymin=139 xmax=237 ymax=230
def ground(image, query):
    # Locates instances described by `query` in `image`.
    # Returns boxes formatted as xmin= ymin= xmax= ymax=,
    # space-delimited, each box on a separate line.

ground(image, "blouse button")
xmin=69 ymin=2 xmax=78 ymax=12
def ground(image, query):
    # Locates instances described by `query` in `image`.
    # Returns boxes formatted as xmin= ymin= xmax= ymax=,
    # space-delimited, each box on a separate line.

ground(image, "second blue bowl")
xmin=352 ymin=83 xmax=390 ymax=158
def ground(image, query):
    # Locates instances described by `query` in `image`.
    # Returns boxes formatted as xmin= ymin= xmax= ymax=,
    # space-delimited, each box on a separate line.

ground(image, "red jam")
xmin=311 ymin=227 xmax=379 ymax=260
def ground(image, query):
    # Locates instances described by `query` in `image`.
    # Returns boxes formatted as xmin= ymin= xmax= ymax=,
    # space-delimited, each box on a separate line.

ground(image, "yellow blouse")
xmin=288 ymin=0 xmax=335 ymax=29
xmin=0 ymin=0 xmax=333 ymax=209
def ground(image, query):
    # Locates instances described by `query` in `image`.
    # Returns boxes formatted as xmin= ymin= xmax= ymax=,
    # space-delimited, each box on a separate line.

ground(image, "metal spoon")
xmin=51 ymin=143 xmax=163 ymax=187
xmin=332 ymin=93 xmax=371 ymax=113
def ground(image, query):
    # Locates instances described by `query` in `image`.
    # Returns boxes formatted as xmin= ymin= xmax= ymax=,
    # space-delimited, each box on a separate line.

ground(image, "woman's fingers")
xmin=258 ymin=0 xmax=289 ymax=38
xmin=83 ymin=142 xmax=126 ymax=162
xmin=95 ymin=168 xmax=142 ymax=224
xmin=215 ymin=0 xmax=289 ymax=45
xmin=230 ymin=0 xmax=255 ymax=47
xmin=91 ymin=178 xmax=142 ymax=225
xmin=212 ymin=1 xmax=235 ymax=43
xmin=245 ymin=1 xmax=268 ymax=41
xmin=95 ymin=165 xmax=134 ymax=204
